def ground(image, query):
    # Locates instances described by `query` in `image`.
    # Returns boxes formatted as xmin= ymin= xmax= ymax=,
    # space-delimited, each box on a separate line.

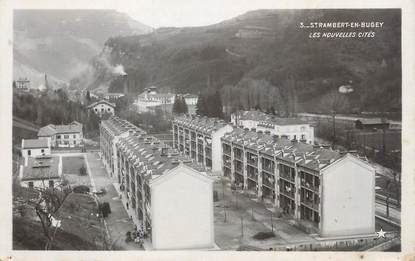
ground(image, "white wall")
xmin=320 ymin=155 xmax=375 ymax=237
xmin=92 ymin=103 xmax=115 ymax=116
xmin=20 ymin=178 xmax=61 ymax=189
xmin=151 ymin=166 xmax=214 ymax=250
xmin=56 ymin=133 xmax=83 ymax=147
xmin=212 ymin=125 xmax=233 ymax=173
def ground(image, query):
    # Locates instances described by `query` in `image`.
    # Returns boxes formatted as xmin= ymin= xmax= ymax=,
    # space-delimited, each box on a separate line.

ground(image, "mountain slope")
xmin=14 ymin=9 xmax=152 ymax=89
xmin=72 ymin=9 xmax=401 ymax=113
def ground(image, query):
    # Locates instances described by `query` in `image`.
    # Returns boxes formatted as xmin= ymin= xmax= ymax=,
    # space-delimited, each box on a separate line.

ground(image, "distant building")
xmin=355 ymin=118 xmax=389 ymax=130
xmin=21 ymin=138 xmax=51 ymax=166
xmin=231 ymin=110 xmax=315 ymax=144
xmin=116 ymin=133 xmax=215 ymax=250
xmin=87 ymin=100 xmax=116 ymax=117
xmin=172 ymin=115 xmax=233 ymax=174
xmin=104 ymin=92 xmax=125 ymax=101
xmin=38 ymin=121 xmax=83 ymax=148
xmin=14 ymin=78 xmax=31 ymax=92
xmin=19 ymin=155 xmax=61 ymax=189
xmin=134 ymin=87 xmax=198 ymax=114
xmin=221 ymin=129 xmax=375 ymax=237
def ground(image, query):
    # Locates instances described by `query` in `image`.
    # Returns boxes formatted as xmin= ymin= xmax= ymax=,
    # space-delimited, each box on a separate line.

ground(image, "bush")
xmin=252 ymin=231 xmax=276 ymax=240
xmin=73 ymin=185 xmax=90 ymax=194
xmin=79 ymin=165 xmax=87 ymax=176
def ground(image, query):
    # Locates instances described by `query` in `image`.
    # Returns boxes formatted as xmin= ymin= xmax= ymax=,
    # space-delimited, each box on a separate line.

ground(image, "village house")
xmin=172 ymin=115 xmax=233 ymax=174
xmin=19 ymin=155 xmax=61 ymax=189
xmin=231 ymin=110 xmax=315 ymax=144
xmin=87 ymin=100 xmax=116 ymax=117
xmin=221 ymin=128 xmax=375 ymax=237
xmin=104 ymin=92 xmax=125 ymax=101
xmin=21 ymin=138 xmax=51 ymax=166
xmin=38 ymin=121 xmax=83 ymax=148
xmin=115 ymin=134 xmax=215 ymax=250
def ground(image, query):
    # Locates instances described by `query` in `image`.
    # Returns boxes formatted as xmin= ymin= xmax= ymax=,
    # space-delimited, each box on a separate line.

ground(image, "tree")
xmin=86 ymin=90 xmax=91 ymax=102
xmin=196 ymin=93 xmax=207 ymax=116
xmin=181 ymin=96 xmax=188 ymax=114
xmin=173 ymin=95 xmax=188 ymax=114
xmin=23 ymin=181 xmax=72 ymax=250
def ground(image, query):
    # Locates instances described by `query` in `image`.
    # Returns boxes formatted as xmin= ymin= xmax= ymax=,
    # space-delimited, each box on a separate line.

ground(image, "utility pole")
xmin=241 ymin=216 xmax=244 ymax=238
xmin=332 ymin=110 xmax=336 ymax=148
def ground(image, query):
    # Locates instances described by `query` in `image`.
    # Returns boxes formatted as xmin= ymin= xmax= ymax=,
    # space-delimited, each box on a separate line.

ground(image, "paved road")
xmin=86 ymin=152 xmax=142 ymax=250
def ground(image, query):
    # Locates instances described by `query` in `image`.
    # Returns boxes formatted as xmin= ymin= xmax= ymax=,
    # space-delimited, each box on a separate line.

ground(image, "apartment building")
xmin=172 ymin=115 xmax=233 ymax=174
xmin=87 ymin=100 xmax=116 ymax=117
xmin=221 ymin=128 xmax=375 ymax=237
xmin=38 ymin=121 xmax=83 ymax=148
xmin=100 ymin=116 xmax=146 ymax=178
xmin=231 ymin=110 xmax=315 ymax=144
xmin=115 ymin=134 xmax=215 ymax=250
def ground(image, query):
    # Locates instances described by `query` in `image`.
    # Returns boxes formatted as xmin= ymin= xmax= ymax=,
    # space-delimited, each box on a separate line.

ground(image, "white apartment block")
xmin=172 ymin=115 xmax=233 ymax=174
xmin=231 ymin=110 xmax=315 ymax=144
xmin=38 ymin=121 xmax=83 ymax=148
xmin=114 ymin=133 xmax=215 ymax=250
xmin=100 ymin=116 xmax=146 ymax=179
xmin=221 ymin=128 xmax=375 ymax=237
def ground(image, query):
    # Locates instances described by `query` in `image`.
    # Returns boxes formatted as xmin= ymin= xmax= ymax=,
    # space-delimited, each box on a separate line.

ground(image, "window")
xmin=41 ymin=149 xmax=44 ymax=153
xmin=74 ymin=140 xmax=76 ymax=145
xmin=28 ymin=182 xmax=34 ymax=188
xmin=95 ymin=108 xmax=98 ymax=112
xmin=57 ymin=135 xmax=61 ymax=139
xmin=49 ymin=180 xmax=54 ymax=188
xmin=73 ymin=134 xmax=76 ymax=138
xmin=101 ymin=108 xmax=104 ymax=112
xmin=64 ymin=135 xmax=69 ymax=139
xmin=107 ymin=108 xmax=111 ymax=111
xmin=27 ymin=150 xmax=31 ymax=156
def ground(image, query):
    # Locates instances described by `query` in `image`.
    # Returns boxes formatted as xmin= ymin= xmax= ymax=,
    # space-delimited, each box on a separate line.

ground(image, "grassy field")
xmin=62 ymin=156 xmax=86 ymax=174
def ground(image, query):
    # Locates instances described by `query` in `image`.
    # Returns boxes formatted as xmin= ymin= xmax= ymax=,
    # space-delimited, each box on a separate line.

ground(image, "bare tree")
xmin=25 ymin=179 xmax=71 ymax=250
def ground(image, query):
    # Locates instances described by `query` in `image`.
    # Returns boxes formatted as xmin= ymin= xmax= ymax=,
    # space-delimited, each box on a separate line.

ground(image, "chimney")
xmin=123 ymin=74 xmax=128 ymax=95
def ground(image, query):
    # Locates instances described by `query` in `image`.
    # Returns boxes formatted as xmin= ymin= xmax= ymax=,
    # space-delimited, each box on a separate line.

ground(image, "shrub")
xmin=79 ymin=165 xmax=87 ymax=176
xmin=73 ymin=185 xmax=90 ymax=194
xmin=252 ymin=231 xmax=276 ymax=240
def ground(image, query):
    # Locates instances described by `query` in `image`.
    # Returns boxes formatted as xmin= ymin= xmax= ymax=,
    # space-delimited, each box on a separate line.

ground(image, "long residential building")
xmin=172 ymin=115 xmax=233 ymax=174
xmin=100 ymin=116 xmax=146 ymax=179
xmin=231 ymin=110 xmax=315 ymax=144
xmin=115 ymin=134 xmax=215 ymax=250
xmin=38 ymin=121 xmax=83 ymax=148
xmin=221 ymin=128 xmax=375 ymax=237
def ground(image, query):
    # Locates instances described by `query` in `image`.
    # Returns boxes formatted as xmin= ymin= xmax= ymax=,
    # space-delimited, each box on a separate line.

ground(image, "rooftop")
xmin=38 ymin=121 xmax=83 ymax=136
xmin=236 ymin=110 xmax=310 ymax=126
xmin=222 ymin=128 xmax=346 ymax=171
xmin=21 ymin=155 xmax=60 ymax=181
xmin=87 ymin=99 xmax=116 ymax=109
xmin=22 ymin=138 xmax=49 ymax=149
xmin=101 ymin=116 xmax=146 ymax=137
xmin=173 ymin=115 xmax=229 ymax=134
xmin=117 ymin=133 xmax=211 ymax=182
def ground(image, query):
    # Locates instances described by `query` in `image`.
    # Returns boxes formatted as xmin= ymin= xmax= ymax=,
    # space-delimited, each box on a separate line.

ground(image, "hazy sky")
xmin=11 ymin=0 xmax=305 ymax=28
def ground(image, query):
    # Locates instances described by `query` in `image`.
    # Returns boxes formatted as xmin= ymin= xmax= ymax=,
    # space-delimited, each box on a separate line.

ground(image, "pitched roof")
xmin=222 ymin=128 xmax=344 ymax=171
xmin=173 ymin=115 xmax=229 ymax=135
xmin=38 ymin=122 xmax=83 ymax=136
xmin=87 ymin=99 xmax=116 ymax=109
xmin=101 ymin=116 xmax=146 ymax=137
xmin=22 ymin=138 xmax=49 ymax=149
xmin=237 ymin=110 xmax=309 ymax=126
xmin=21 ymin=155 xmax=60 ymax=181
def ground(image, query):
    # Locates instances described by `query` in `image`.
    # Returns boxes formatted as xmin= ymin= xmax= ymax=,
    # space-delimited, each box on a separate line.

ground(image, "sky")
xmin=10 ymin=0 xmax=322 ymax=28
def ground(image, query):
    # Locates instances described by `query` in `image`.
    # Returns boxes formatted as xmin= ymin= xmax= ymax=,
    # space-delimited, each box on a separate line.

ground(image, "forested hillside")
xmin=70 ymin=9 xmax=401 ymax=115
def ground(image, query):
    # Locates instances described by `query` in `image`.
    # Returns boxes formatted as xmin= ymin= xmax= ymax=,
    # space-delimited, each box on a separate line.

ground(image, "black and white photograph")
xmin=2 ymin=0 xmax=414 ymax=259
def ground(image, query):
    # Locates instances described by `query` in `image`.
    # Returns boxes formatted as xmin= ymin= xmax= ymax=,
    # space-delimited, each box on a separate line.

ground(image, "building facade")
xmin=87 ymin=100 xmax=116 ymax=117
xmin=19 ymin=155 xmax=61 ymax=189
xmin=221 ymin=129 xmax=375 ymax=237
xmin=21 ymin=138 xmax=51 ymax=165
xmin=115 ymin=134 xmax=215 ymax=250
xmin=100 ymin=116 xmax=146 ymax=178
xmin=172 ymin=115 xmax=233 ymax=174
xmin=38 ymin=121 xmax=83 ymax=148
xmin=231 ymin=110 xmax=315 ymax=144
